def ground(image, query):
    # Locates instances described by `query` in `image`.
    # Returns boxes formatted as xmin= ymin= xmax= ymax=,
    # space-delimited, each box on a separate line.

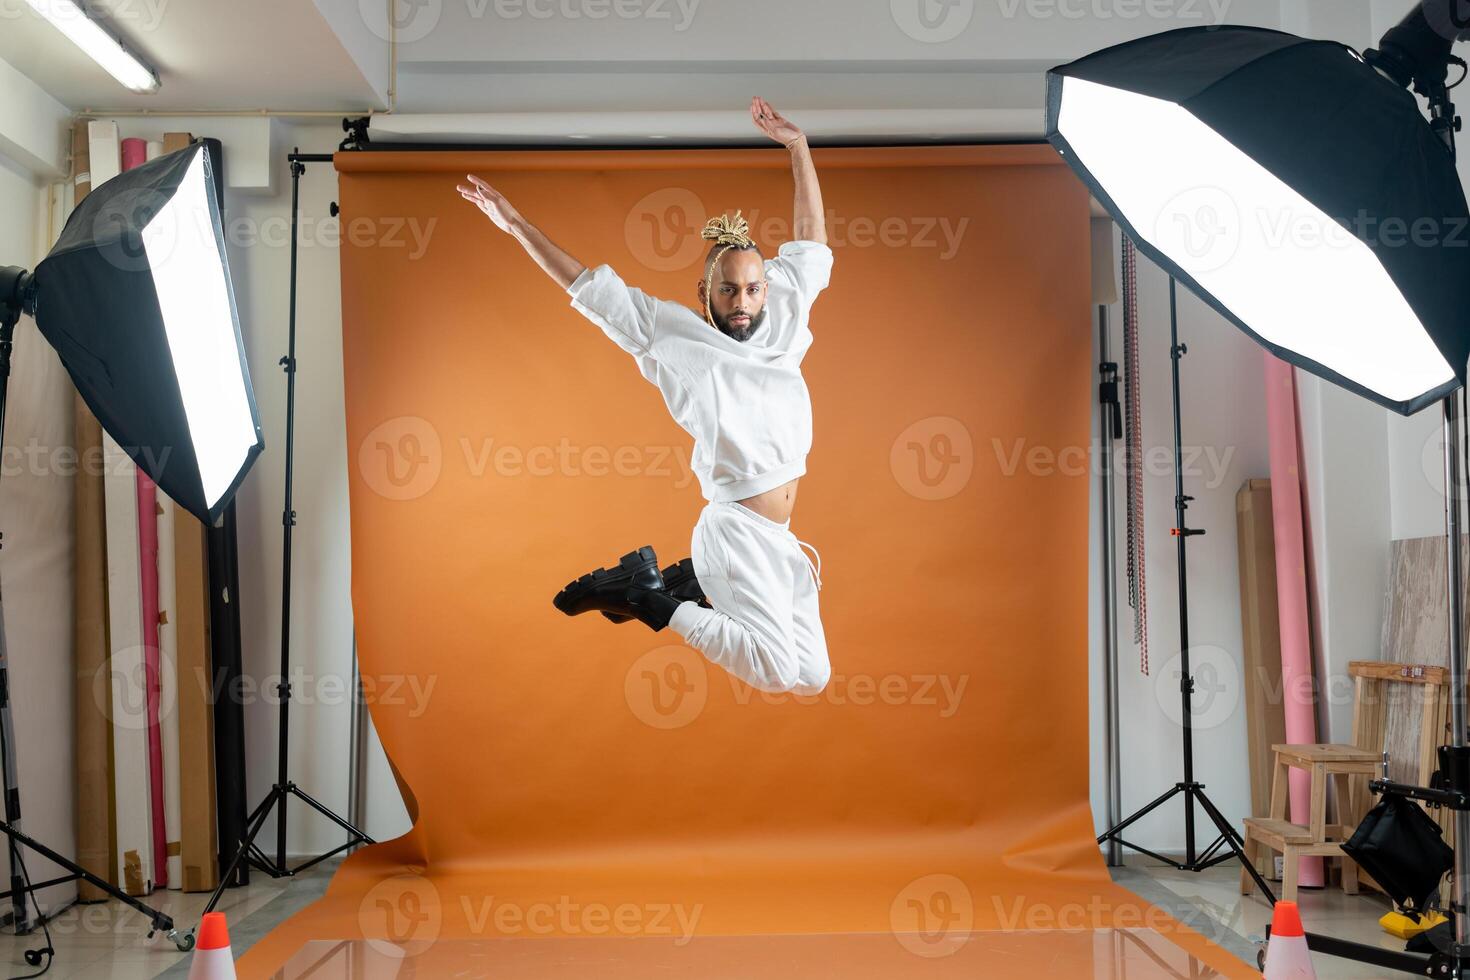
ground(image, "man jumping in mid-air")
xmin=456 ymin=96 xmax=831 ymax=696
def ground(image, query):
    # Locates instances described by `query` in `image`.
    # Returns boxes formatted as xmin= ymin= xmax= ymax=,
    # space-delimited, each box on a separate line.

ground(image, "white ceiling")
xmin=347 ymin=0 xmax=1290 ymax=115
xmin=0 ymin=0 xmax=1387 ymax=119
xmin=0 ymin=0 xmax=380 ymax=111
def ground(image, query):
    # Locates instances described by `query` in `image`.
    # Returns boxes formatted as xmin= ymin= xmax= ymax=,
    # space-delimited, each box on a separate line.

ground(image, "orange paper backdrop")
xmin=239 ymin=144 xmax=1254 ymax=978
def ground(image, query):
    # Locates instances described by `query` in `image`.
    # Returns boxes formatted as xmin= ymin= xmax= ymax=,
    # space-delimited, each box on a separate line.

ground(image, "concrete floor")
xmin=1111 ymin=853 xmax=1428 ymax=978
xmin=0 ymin=858 xmax=337 ymax=980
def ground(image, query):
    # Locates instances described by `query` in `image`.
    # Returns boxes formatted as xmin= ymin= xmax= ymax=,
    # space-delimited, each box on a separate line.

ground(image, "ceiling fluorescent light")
xmin=24 ymin=0 xmax=159 ymax=94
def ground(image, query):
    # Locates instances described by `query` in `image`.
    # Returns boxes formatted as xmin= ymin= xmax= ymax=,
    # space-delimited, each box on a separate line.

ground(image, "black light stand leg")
xmin=0 ymin=820 xmax=170 ymax=936
xmin=0 ymin=280 xmax=188 ymax=952
xmin=0 ymin=294 xmax=29 ymax=936
xmin=194 ymin=151 xmax=373 ymax=939
xmin=1094 ymin=276 xmax=1273 ymax=902
xmin=0 ymin=584 xmax=26 ymax=934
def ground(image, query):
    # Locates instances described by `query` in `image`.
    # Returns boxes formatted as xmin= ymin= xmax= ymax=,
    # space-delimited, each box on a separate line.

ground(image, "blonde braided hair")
xmin=700 ymin=210 xmax=756 ymax=327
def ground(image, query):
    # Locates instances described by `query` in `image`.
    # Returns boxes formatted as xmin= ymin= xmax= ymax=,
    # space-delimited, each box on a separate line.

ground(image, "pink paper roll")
xmin=121 ymin=137 xmax=147 ymax=171
xmin=1263 ymin=354 xmax=1323 ymax=887
xmin=135 ymin=472 xmax=167 ymax=889
xmin=123 ymin=134 xmax=168 ymax=888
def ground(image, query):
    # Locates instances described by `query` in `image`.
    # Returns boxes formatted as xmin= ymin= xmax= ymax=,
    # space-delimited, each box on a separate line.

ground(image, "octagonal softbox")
xmin=1047 ymin=25 xmax=1470 ymax=416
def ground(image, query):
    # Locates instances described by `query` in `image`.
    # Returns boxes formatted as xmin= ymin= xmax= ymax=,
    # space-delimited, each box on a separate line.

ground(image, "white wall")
xmin=1388 ymin=411 xmax=1446 ymax=541
xmin=1297 ymin=378 xmax=1393 ymax=746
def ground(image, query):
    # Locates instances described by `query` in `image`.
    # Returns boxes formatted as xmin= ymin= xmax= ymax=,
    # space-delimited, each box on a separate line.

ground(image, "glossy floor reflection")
xmin=270 ymin=929 xmax=1231 ymax=979
xmin=4 ymin=860 xmax=1416 ymax=977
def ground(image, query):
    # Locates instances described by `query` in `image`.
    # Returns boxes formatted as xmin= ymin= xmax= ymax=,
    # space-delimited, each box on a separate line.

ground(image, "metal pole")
xmin=1442 ymin=392 xmax=1469 ymax=953
xmin=1168 ymin=277 xmax=1198 ymax=865
xmin=197 ymin=149 xmax=373 ymax=937
xmin=0 ymin=315 xmax=26 ymax=932
xmin=274 ymin=154 xmax=305 ymax=870
xmin=347 ymin=631 xmax=368 ymax=846
xmin=1099 ymin=305 xmax=1123 ymax=867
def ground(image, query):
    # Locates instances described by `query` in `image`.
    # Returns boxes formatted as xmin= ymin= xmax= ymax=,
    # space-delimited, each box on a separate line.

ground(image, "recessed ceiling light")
xmin=24 ymin=0 xmax=159 ymax=94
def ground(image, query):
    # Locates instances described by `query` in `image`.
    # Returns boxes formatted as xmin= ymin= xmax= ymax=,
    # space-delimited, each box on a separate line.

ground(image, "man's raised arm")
xmin=457 ymin=173 xmax=661 ymax=357
xmin=750 ymin=97 xmax=827 ymax=244
xmin=749 ymin=98 xmax=833 ymax=308
xmin=457 ymin=174 xmax=586 ymax=288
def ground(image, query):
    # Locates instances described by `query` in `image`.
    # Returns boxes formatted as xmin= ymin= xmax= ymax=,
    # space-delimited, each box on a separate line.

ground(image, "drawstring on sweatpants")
xmin=796 ymin=538 xmax=822 ymax=591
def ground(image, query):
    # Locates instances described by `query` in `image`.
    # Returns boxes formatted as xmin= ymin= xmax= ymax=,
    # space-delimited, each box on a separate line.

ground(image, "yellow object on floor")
xmin=1380 ymin=909 xmax=1447 ymax=940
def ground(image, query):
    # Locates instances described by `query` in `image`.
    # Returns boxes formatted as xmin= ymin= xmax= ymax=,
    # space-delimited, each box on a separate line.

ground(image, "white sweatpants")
xmin=668 ymin=500 xmax=830 ymax=695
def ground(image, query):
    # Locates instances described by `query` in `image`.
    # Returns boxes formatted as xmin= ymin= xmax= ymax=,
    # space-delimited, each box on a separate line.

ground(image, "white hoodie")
xmin=565 ymin=240 xmax=834 ymax=502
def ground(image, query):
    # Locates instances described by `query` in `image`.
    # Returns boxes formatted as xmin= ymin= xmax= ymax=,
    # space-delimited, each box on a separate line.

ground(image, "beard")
xmin=714 ymin=307 xmax=767 ymax=342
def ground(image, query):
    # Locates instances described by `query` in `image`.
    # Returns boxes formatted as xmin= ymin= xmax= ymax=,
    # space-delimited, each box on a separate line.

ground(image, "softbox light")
xmin=1045 ymin=25 xmax=1470 ymax=416
xmin=6 ymin=140 xmax=263 ymax=523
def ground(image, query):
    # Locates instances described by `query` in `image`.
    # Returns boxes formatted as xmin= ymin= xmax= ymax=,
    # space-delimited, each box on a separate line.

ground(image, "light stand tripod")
xmin=0 ymin=274 xmax=187 ymax=959
xmin=1095 ymin=276 xmax=1278 ymax=902
xmin=195 ymin=150 xmax=373 ymax=935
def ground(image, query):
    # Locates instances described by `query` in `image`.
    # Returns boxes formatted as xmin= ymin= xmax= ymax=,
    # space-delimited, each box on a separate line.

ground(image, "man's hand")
xmin=455 ymin=173 xmax=586 ymax=290
xmin=752 ymin=97 xmax=825 ymax=243
xmin=457 ymin=174 xmax=523 ymax=234
xmin=750 ymin=97 xmax=804 ymax=148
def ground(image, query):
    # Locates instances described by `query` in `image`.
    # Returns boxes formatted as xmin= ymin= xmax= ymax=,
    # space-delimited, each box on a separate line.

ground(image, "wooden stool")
xmin=1240 ymin=743 xmax=1379 ymax=904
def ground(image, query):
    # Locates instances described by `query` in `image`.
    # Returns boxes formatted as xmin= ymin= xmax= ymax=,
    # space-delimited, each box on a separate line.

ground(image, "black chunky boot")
xmin=602 ymin=557 xmax=709 ymax=624
xmin=624 ymin=585 xmax=685 ymax=632
xmin=552 ymin=546 xmax=664 ymax=618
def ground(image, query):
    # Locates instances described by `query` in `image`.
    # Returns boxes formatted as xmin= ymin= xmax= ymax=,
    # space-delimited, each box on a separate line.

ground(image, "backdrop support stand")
xmin=194 ymin=150 xmax=373 ymax=940
xmin=1098 ymin=304 xmax=1123 ymax=868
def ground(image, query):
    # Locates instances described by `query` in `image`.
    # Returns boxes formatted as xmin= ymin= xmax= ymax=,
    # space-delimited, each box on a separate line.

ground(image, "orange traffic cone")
xmin=1263 ymin=901 xmax=1317 ymax=979
xmin=188 ymin=912 xmax=237 ymax=980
